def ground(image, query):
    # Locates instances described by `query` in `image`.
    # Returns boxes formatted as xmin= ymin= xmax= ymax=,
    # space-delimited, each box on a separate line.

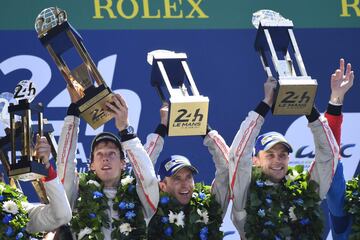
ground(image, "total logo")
xmin=285 ymin=113 xmax=360 ymax=181
xmin=0 ymin=54 xmax=142 ymax=165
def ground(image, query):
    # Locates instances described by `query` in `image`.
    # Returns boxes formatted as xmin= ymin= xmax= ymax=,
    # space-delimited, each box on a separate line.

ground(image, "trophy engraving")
xmin=35 ymin=7 xmax=114 ymax=129
xmin=253 ymin=10 xmax=317 ymax=115
xmin=148 ymin=50 xmax=209 ymax=136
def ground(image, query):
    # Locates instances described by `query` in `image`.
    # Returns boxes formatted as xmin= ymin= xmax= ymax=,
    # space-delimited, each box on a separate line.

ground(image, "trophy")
xmin=35 ymin=7 xmax=114 ymax=129
xmin=5 ymin=80 xmax=48 ymax=181
xmin=148 ymin=50 xmax=209 ymax=136
xmin=253 ymin=10 xmax=317 ymax=115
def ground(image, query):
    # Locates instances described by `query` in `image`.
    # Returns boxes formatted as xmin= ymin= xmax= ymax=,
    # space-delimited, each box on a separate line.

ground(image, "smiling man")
xmin=229 ymin=76 xmax=340 ymax=239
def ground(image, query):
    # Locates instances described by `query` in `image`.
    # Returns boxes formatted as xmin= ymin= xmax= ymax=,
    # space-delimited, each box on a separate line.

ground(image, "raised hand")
xmin=105 ymin=94 xmax=129 ymax=131
xmin=330 ymin=58 xmax=354 ymax=105
xmin=160 ymin=103 xmax=169 ymax=127
xmin=263 ymin=77 xmax=277 ymax=107
xmin=35 ymin=135 xmax=51 ymax=169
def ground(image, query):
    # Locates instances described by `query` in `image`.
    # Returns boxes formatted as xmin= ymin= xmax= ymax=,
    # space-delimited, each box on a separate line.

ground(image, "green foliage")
xmin=70 ymin=171 xmax=146 ymax=239
xmin=148 ymin=182 xmax=223 ymax=240
xmin=245 ymin=166 xmax=323 ymax=240
xmin=345 ymin=175 xmax=360 ymax=239
xmin=0 ymin=182 xmax=42 ymax=240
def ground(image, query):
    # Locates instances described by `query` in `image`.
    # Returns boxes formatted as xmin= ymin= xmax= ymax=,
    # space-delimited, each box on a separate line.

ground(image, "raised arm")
xmin=306 ymin=105 xmax=340 ymax=201
xmin=229 ymin=77 xmax=276 ymax=236
xmin=56 ymin=85 xmax=81 ymax=208
xmin=105 ymin=94 xmax=159 ymax=223
xmin=26 ymin=137 xmax=72 ymax=233
xmin=144 ymin=103 xmax=168 ymax=165
xmin=326 ymin=58 xmax=354 ymax=238
xmin=203 ymin=127 xmax=230 ymax=217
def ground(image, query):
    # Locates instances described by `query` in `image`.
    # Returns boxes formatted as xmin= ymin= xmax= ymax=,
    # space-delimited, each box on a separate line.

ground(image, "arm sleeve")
xmin=203 ymin=130 xmax=230 ymax=218
xmin=121 ymin=137 xmax=159 ymax=224
xmin=26 ymin=177 xmax=72 ymax=233
xmin=229 ymin=110 xmax=265 ymax=237
xmin=307 ymin=115 xmax=340 ymax=200
xmin=56 ymin=115 xmax=80 ymax=208
xmin=143 ymin=124 xmax=166 ymax=165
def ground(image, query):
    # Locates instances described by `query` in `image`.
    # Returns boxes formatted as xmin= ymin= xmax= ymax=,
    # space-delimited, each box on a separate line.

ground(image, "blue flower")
xmin=5 ymin=226 xmax=14 ymax=237
xmin=126 ymin=202 xmax=135 ymax=209
xmin=89 ymin=213 xmax=96 ymax=219
xmin=125 ymin=210 xmax=136 ymax=220
xmin=2 ymin=214 xmax=13 ymax=224
xmin=257 ymin=208 xmax=265 ymax=218
xmin=93 ymin=191 xmax=104 ymax=199
xmin=128 ymin=184 xmax=136 ymax=192
xmin=164 ymin=226 xmax=173 ymax=236
xmin=256 ymin=180 xmax=264 ymax=187
xmin=200 ymin=226 xmax=208 ymax=235
xmin=265 ymin=197 xmax=272 ymax=205
xmin=275 ymin=235 xmax=282 ymax=240
xmin=200 ymin=233 xmax=208 ymax=240
xmin=199 ymin=192 xmax=206 ymax=200
xmin=0 ymin=195 xmax=4 ymax=201
xmin=264 ymin=221 xmax=275 ymax=227
xmin=300 ymin=218 xmax=310 ymax=225
xmin=119 ymin=201 xmax=127 ymax=210
xmin=294 ymin=198 xmax=304 ymax=206
xmin=353 ymin=191 xmax=359 ymax=196
xmin=160 ymin=196 xmax=170 ymax=205
xmin=161 ymin=216 xmax=169 ymax=224
xmin=16 ymin=232 xmax=24 ymax=240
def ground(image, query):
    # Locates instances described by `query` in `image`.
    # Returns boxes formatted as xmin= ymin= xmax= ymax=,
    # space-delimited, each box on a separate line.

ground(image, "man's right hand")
xmin=160 ymin=103 xmax=169 ymax=127
xmin=263 ymin=77 xmax=277 ymax=107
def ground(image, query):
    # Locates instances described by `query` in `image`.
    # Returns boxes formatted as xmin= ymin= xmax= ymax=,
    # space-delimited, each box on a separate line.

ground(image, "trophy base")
xmin=273 ymin=78 xmax=317 ymax=115
xmin=8 ymin=161 xmax=48 ymax=181
xmin=168 ymin=96 xmax=209 ymax=136
xmin=77 ymin=85 xmax=114 ymax=129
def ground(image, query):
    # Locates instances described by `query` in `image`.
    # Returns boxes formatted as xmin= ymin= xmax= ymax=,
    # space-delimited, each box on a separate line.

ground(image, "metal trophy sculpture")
xmin=253 ymin=10 xmax=317 ymax=115
xmin=35 ymin=7 xmax=113 ymax=129
xmin=148 ymin=50 xmax=209 ymax=136
xmin=6 ymin=80 xmax=48 ymax=181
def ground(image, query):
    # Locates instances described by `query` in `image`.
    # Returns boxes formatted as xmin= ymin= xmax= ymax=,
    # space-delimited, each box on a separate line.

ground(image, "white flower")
xmin=2 ymin=200 xmax=19 ymax=214
xmin=86 ymin=180 xmax=100 ymax=188
xmin=121 ymin=176 xmax=135 ymax=186
xmin=78 ymin=227 xmax=92 ymax=240
xmin=119 ymin=223 xmax=133 ymax=236
xmin=196 ymin=209 xmax=209 ymax=224
xmin=288 ymin=206 xmax=297 ymax=221
xmin=21 ymin=201 xmax=32 ymax=212
xmin=169 ymin=210 xmax=185 ymax=228
xmin=285 ymin=170 xmax=300 ymax=181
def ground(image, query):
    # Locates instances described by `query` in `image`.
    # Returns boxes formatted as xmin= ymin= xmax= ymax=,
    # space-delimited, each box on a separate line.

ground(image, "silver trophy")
xmin=253 ymin=10 xmax=317 ymax=115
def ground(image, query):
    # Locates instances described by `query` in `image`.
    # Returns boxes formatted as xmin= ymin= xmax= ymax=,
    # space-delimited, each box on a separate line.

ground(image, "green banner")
xmin=1 ymin=0 xmax=360 ymax=30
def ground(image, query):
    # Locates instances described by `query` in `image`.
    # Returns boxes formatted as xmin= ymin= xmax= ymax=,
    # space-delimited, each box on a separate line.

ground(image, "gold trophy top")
xmin=35 ymin=7 xmax=67 ymax=38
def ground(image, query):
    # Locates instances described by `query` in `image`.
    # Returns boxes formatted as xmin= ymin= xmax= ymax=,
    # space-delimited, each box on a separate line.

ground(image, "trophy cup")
xmin=35 ymin=7 xmax=114 ymax=129
xmin=252 ymin=10 xmax=317 ymax=115
xmin=6 ymin=80 xmax=48 ymax=181
xmin=148 ymin=50 xmax=209 ymax=136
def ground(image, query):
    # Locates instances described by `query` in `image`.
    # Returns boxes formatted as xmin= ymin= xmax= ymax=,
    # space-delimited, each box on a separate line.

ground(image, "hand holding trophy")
xmin=35 ymin=7 xmax=114 ymax=129
xmin=4 ymin=80 xmax=48 ymax=181
xmin=253 ymin=10 xmax=317 ymax=115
